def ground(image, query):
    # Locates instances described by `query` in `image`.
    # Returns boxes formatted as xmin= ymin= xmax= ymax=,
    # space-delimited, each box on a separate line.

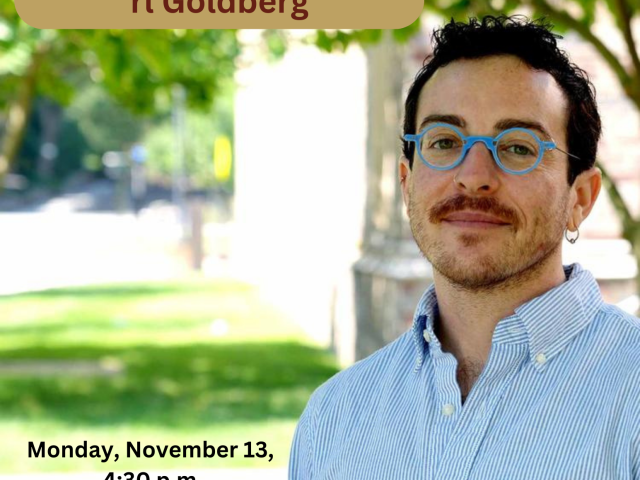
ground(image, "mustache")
xmin=428 ymin=195 xmax=519 ymax=228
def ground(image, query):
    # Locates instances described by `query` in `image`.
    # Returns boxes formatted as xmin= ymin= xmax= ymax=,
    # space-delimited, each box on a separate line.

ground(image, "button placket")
xmin=431 ymin=349 xmax=461 ymax=426
xmin=434 ymin=344 xmax=529 ymax=480
xmin=442 ymin=403 xmax=456 ymax=416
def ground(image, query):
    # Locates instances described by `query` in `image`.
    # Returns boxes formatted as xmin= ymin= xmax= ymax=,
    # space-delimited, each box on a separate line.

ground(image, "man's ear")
xmin=399 ymin=157 xmax=412 ymax=212
xmin=569 ymin=166 xmax=602 ymax=230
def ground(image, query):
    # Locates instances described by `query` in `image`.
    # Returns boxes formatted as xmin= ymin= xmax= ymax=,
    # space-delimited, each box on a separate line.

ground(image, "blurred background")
xmin=1 ymin=0 xmax=640 ymax=478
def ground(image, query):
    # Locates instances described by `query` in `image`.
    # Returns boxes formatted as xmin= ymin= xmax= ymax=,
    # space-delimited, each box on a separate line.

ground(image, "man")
xmin=289 ymin=16 xmax=640 ymax=479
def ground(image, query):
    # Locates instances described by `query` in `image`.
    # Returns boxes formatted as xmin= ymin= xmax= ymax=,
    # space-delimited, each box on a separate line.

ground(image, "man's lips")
xmin=443 ymin=212 xmax=510 ymax=225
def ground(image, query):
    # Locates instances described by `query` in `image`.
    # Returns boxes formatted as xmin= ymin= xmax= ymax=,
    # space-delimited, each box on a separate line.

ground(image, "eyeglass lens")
xmin=420 ymin=126 xmax=541 ymax=172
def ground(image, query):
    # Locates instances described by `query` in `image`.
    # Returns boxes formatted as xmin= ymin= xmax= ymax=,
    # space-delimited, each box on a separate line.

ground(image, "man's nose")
xmin=453 ymin=141 xmax=501 ymax=194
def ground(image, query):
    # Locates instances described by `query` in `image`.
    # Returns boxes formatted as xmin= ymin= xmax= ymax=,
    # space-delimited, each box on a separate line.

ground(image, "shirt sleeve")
xmin=288 ymin=403 xmax=314 ymax=480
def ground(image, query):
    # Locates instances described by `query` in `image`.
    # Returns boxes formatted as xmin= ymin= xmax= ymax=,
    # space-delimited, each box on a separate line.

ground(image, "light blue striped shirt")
xmin=289 ymin=263 xmax=640 ymax=479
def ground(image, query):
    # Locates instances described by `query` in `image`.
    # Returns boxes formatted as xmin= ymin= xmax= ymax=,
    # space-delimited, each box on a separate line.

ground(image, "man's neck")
xmin=432 ymin=257 xmax=568 ymax=365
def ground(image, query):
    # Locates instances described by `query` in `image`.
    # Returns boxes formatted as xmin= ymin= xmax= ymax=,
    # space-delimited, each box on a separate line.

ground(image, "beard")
xmin=408 ymin=190 xmax=569 ymax=293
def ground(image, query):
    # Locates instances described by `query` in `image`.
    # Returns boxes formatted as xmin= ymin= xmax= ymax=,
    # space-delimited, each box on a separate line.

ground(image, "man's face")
xmin=400 ymin=55 xmax=574 ymax=290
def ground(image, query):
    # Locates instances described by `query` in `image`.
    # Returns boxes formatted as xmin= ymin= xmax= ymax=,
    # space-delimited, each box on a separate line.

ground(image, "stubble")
xmin=408 ymin=189 xmax=570 ymax=293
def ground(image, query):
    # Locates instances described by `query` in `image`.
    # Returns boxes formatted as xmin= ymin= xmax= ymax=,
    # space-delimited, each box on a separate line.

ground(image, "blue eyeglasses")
xmin=403 ymin=122 xmax=577 ymax=175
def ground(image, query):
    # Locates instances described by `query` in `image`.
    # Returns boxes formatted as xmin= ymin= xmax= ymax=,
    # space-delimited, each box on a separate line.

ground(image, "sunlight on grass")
xmin=0 ymin=280 xmax=304 ymax=348
xmin=0 ymin=278 xmax=339 ymax=473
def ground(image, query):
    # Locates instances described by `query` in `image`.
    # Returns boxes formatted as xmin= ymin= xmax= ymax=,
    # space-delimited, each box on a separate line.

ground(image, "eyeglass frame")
xmin=403 ymin=122 xmax=577 ymax=176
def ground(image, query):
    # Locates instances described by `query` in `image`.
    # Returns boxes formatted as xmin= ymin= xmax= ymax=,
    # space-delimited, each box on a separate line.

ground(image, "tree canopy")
xmin=0 ymin=2 xmax=241 ymax=178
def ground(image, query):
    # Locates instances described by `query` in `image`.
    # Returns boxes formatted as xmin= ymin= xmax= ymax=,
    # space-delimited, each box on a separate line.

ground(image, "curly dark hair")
xmin=402 ymin=15 xmax=601 ymax=185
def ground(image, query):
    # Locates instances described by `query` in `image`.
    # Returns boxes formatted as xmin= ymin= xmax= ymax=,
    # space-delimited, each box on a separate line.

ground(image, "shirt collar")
xmin=411 ymin=263 xmax=603 ymax=372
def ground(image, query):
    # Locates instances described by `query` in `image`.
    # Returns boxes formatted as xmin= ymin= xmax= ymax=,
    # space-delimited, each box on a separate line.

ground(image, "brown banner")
xmin=16 ymin=0 xmax=423 ymax=29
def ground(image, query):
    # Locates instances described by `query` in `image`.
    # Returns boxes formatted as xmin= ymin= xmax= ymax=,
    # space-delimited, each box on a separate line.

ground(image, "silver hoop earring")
xmin=564 ymin=227 xmax=579 ymax=244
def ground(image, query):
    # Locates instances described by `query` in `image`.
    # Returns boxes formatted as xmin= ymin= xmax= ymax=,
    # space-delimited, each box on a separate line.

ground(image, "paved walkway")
xmin=0 ymin=210 xmax=189 ymax=296
xmin=0 ymin=177 xmax=235 ymax=296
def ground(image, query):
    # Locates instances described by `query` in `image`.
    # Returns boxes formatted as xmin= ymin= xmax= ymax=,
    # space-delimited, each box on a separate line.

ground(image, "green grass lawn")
xmin=0 ymin=279 xmax=340 ymax=473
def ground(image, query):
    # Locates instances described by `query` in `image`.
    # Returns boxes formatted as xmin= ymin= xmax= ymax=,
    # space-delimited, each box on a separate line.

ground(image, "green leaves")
xmin=0 ymin=1 xmax=243 ymax=176
xmin=0 ymin=41 xmax=32 ymax=76
xmin=0 ymin=17 xmax=241 ymax=115
xmin=314 ymin=27 xmax=418 ymax=53
xmin=425 ymin=0 xmax=473 ymax=20
xmin=392 ymin=17 xmax=422 ymax=42
xmin=262 ymin=29 xmax=288 ymax=62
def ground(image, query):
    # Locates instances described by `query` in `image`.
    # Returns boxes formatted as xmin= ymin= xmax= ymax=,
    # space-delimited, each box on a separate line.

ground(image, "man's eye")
xmin=431 ymin=139 xmax=455 ymax=149
xmin=507 ymin=144 xmax=533 ymax=156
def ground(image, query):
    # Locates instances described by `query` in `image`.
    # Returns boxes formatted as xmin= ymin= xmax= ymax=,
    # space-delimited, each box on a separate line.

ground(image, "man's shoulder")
xmin=306 ymin=330 xmax=417 ymax=414
xmin=593 ymin=303 xmax=640 ymax=383
xmin=597 ymin=302 xmax=640 ymax=346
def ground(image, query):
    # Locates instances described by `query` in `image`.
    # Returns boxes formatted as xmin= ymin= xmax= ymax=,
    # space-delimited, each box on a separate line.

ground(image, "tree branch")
xmin=597 ymin=159 xmax=637 ymax=238
xmin=611 ymin=0 xmax=640 ymax=89
xmin=529 ymin=0 xmax=636 ymax=102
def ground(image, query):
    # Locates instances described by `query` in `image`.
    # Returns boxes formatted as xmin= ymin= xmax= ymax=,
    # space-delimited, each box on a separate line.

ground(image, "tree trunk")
xmin=36 ymin=98 xmax=63 ymax=182
xmin=597 ymin=159 xmax=640 ymax=313
xmin=0 ymin=45 xmax=47 ymax=187
xmin=352 ymin=32 xmax=433 ymax=361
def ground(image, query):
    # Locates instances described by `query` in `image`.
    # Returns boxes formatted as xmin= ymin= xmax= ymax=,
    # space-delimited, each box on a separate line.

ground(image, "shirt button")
xmin=441 ymin=404 xmax=455 ymax=416
xmin=535 ymin=353 xmax=547 ymax=365
xmin=423 ymin=329 xmax=431 ymax=343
